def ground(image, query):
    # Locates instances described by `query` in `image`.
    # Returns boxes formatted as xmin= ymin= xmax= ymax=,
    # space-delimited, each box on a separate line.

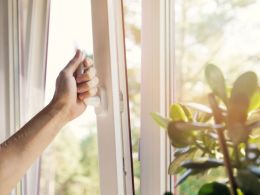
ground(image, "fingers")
xmin=77 ymin=77 xmax=99 ymax=93
xmin=78 ymin=87 xmax=98 ymax=100
xmin=64 ymin=50 xmax=83 ymax=73
xmin=76 ymin=63 xmax=99 ymax=100
xmin=76 ymin=67 xmax=96 ymax=83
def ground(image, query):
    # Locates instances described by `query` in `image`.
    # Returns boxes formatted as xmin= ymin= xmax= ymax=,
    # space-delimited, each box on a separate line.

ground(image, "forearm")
xmin=0 ymin=101 xmax=69 ymax=194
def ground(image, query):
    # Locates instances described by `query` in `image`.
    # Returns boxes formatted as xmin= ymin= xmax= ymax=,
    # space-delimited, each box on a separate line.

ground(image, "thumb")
xmin=64 ymin=50 xmax=83 ymax=73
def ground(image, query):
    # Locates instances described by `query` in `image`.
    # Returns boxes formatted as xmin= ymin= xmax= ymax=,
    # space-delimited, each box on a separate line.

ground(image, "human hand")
xmin=51 ymin=50 xmax=99 ymax=121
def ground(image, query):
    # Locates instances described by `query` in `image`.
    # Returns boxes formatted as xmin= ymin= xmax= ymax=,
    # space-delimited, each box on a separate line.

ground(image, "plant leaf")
xmin=170 ymin=104 xmax=188 ymax=122
xmin=174 ymin=147 xmax=191 ymax=157
xmin=228 ymin=72 xmax=258 ymax=125
xmin=167 ymin=121 xmax=194 ymax=147
xmin=236 ymin=170 xmax=260 ymax=195
xmin=174 ymin=121 xmax=223 ymax=131
xmin=181 ymin=158 xmax=223 ymax=170
xmin=185 ymin=102 xmax=212 ymax=114
xmin=228 ymin=73 xmax=258 ymax=145
xmin=198 ymin=182 xmax=230 ymax=195
xmin=227 ymin=123 xmax=248 ymax=145
xmin=151 ymin=112 xmax=170 ymax=129
xmin=180 ymin=104 xmax=193 ymax=121
xmin=168 ymin=148 xmax=197 ymax=175
xmin=205 ymin=64 xmax=228 ymax=106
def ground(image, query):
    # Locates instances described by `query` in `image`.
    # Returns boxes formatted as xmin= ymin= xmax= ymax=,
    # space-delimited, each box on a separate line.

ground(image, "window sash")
xmin=91 ymin=0 xmax=134 ymax=194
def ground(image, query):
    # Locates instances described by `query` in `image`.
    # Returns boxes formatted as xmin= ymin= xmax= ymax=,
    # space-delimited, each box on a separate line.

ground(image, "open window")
xmin=1 ymin=0 xmax=134 ymax=194
xmin=40 ymin=0 xmax=135 ymax=194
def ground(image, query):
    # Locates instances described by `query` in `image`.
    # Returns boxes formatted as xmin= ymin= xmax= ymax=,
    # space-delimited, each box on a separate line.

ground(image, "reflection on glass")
xmin=123 ymin=0 xmax=141 ymax=194
xmin=175 ymin=0 xmax=260 ymax=194
xmin=39 ymin=0 xmax=100 ymax=194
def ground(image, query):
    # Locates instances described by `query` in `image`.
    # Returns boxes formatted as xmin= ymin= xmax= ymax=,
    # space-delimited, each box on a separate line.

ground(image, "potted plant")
xmin=152 ymin=64 xmax=260 ymax=195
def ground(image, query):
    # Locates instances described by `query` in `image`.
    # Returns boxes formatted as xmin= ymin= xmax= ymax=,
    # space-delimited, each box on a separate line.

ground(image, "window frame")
xmin=140 ymin=0 xmax=175 ymax=194
xmin=91 ymin=0 xmax=134 ymax=194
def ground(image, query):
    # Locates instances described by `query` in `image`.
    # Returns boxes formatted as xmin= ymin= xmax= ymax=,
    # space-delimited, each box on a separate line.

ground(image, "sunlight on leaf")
xmin=170 ymin=104 xmax=189 ymax=122
xmin=151 ymin=112 xmax=171 ymax=129
xmin=205 ymin=64 xmax=228 ymax=106
xmin=228 ymin=72 xmax=258 ymax=144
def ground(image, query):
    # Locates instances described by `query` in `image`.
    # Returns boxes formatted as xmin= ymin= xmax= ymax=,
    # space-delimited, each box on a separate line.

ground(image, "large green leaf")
xmin=228 ymin=72 xmax=258 ymax=144
xmin=181 ymin=158 xmax=223 ymax=170
xmin=151 ymin=112 xmax=171 ymax=129
xmin=170 ymin=104 xmax=188 ymax=122
xmin=205 ymin=64 xmax=228 ymax=106
xmin=198 ymin=182 xmax=230 ymax=195
xmin=236 ymin=170 xmax=260 ymax=195
xmin=168 ymin=148 xmax=197 ymax=175
xmin=231 ymin=72 xmax=258 ymax=104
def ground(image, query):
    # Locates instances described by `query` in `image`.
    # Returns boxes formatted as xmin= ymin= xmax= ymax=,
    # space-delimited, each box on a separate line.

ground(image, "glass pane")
xmin=123 ymin=0 xmax=141 ymax=195
xmin=39 ymin=0 xmax=100 ymax=194
xmin=175 ymin=0 xmax=260 ymax=194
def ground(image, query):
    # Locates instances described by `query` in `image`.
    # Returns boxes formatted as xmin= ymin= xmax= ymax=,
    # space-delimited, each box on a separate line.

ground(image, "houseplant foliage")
xmin=152 ymin=64 xmax=260 ymax=195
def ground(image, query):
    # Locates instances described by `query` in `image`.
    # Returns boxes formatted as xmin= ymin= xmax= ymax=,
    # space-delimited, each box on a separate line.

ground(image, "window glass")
xmin=39 ymin=0 xmax=100 ymax=194
xmin=175 ymin=0 xmax=260 ymax=194
xmin=123 ymin=0 xmax=141 ymax=194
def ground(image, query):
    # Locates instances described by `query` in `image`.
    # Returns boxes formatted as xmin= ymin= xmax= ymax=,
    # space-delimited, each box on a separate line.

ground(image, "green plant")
xmin=152 ymin=64 xmax=260 ymax=195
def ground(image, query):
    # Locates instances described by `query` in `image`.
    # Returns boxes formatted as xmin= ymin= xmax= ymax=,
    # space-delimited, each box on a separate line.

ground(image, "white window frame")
xmin=141 ymin=0 xmax=175 ymax=194
xmin=91 ymin=0 xmax=134 ymax=194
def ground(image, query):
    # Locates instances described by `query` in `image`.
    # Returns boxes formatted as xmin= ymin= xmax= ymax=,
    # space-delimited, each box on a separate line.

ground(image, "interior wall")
xmin=0 ymin=0 xmax=10 ymax=143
